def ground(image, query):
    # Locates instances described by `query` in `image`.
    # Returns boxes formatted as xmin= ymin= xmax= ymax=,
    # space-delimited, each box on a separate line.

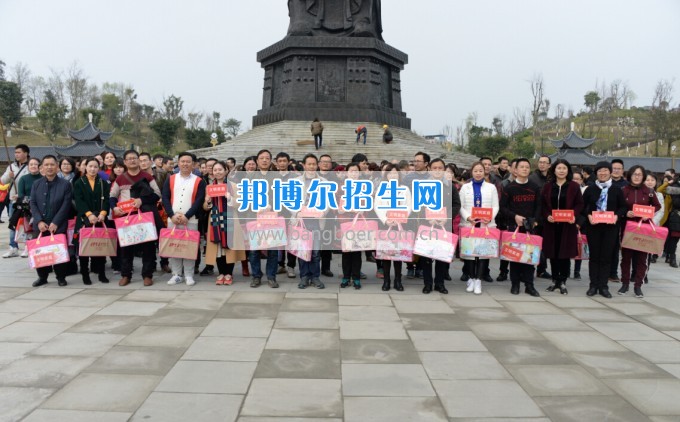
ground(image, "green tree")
xmin=584 ymin=91 xmax=601 ymax=113
xmin=0 ymin=81 xmax=23 ymax=128
xmin=101 ymin=93 xmax=122 ymax=129
xmin=162 ymin=95 xmax=183 ymax=120
xmin=150 ymin=118 xmax=181 ymax=151
xmin=223 ymin=117 xmax=242 ymax=138
xmin=36 ymin=90 xmax=68 ymax=141
xmin=513 ymin=139 xmax=536 ymax=159
xmin=185 ymin=127 xmax=211 ymax=149
xmin=0 ymin=59 xmax=5 ymax=80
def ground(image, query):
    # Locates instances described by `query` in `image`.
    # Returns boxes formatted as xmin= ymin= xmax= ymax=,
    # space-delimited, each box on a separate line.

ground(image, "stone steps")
xmin=191 ymin=121 xmax=479 ymax=168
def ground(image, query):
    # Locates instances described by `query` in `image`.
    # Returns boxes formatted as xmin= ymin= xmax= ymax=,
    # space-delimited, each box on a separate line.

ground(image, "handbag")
xmin=14 ymin=216 xmax=33 ymax=243
xmin=499 ymin=228 xmax=542 ymax=265
xmin=114 ymin=210 xmax=159 ymax=247
xmin=576 ymin=230 xmax=589 ymax=260
xmin=67 ymin=218 xmax=77 ymax=246
xmin=27 ymin=233 xmax=70 ymax=269
xmin=621 ymin=220 xmax=668 ymax=255
xmin=159 ymin=225 xmax=200 ymax=260
xmin=79 ymin=224 xmax=118 ymax=257
xmin=243 ymin=213 xmax=287 ymax=250
xmin=340 ymin=213 xmax=378 ymax=252
xmin=413 ymin=224 xmax=457 ymax=263
xmin=376 ymin=224 xmax=415 ymax=262
xmin=459 ymin=225 xmax=501 ymax=259
xmin=287 ymin=220 xmax=314 ymax=261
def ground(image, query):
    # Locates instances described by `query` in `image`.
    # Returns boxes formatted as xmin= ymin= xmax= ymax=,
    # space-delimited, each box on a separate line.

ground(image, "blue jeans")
xmin=8 ymin=203 xmax=17 ymax=248
xmin=299 ymin=250 xmax=321 ymax=281
xmin=356 ymin=128 xmax=367 ymax=144
xmin=249 ymin=250 xmax=278 ymax=280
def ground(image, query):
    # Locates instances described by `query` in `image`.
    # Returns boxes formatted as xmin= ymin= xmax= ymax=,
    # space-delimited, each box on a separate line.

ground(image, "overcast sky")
xmin=1 ymin=0 xmax=679 ymax=135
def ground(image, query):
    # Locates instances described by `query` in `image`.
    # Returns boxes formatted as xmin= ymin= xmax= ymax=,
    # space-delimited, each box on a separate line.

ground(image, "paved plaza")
xmin=1 ymin=226 xmax=680 ymax=422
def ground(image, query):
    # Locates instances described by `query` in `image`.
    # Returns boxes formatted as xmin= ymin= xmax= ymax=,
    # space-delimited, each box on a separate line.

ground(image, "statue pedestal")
xmin=253 ymin=36 xmax=411 ymax=129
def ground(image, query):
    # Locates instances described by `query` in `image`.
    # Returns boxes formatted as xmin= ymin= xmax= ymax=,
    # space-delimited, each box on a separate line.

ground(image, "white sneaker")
xmin=474 ymin=279 xmax=482 ymax=295
xmin=466 ymin=279 xmax=475 ymax=293
xmin=287 ymin=267 xmax=296 ymax=278
xmin=185 ymin=277 xmax=196 ymax=286
xmin=2 ymin=247 xmax=19 ymax=258
xmin=167 ymin=275 xmax=183 ymax=285
xmin=20 ymin=247 xmax=28 ymax=258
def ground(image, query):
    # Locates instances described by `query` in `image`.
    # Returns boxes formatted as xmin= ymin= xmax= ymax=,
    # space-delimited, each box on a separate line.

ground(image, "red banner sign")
xmin=207 ymin=184 xmax=228 ymax=198
xmin=117 ymin=200 xmax=136 ymax=214
xmin=34 ymin=253 xmax=56 ymax=268
xmin=471 ymin=207 xmax=493 ymax=221
xmin=633 ymin=204 xmax=655 ymax=219
xmin=591 ymin=211 xmax=616 ymax=224
xmin=387 ymin=211 xmax=408 ymax=223
xmin=257 ymin=212 xmax=280 ymax=225
xmin=425 ymin=208 xmax=447 ymax=221
xmin=552 ymin=210 xmax=575 ymax=223
xmin=500 ymin=245 xmax=523 ymax=261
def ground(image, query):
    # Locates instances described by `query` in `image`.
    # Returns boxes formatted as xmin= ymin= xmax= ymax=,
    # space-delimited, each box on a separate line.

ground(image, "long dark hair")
xmin=547 ymin=159 xmax=573 ymax=182
xmin=110 ymin=158 xmax=126 ymax=183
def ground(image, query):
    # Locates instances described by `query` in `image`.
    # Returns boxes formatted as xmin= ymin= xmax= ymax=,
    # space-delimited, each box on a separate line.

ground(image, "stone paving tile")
xmin=241 ymin=378 xmax=342 ymax=418
xmin=122 ymin=290 xmax=181 ymax=302
xmin=266 ymin=329 xmax=339 ymax=350
xmin=165 ymin=291 xmax=231 ymax=310
xmin=119 ymin=326 xmax=202 ymax=348
xmin=646 ymin=297 xmax=680 ymax=315
xmin=542 ymin=296 xmax=608 ymax=308
xmin=239 ymin=418 xmax=342 ymax=422
xmin=66 ymin=315 xmax=146 ymax=335
xmin=588 ymin=322 xmax=674 ymax=341
xmin=542 ymin=331 xmax=628 ymax=352
xmin=285 ymin=292 xmax=338 ymax=299
xmin=443 ymin=294 xmax=503 ymax=308
xmin=53 ymin=293 xmax=123 ymax=308
xmin=501 ymin=301 xmax=566 ymax=315
xmin=96 ymin=301 xmax=166 ymax=316
xmin=506 ymin=365 xmax=614 ymax=396
xmin=143 ymin=308 xmax=216 ymax=326
xmin=400 ymin=313 xmax=468 ymax=331
xmin=534 ymin=396 xmax=653 ymax=422
xmin=664 ymin=331 xmax=680 ymax=341
xmin=22 ymin=306 xmax=100 ymax=324
xmin=338 ymin=305 xmax=399 ymax=322
xmin=483 ymin=340 xmax=574 ymax=366
xmin=202 ymin=318 xmax=274 ymax=337
xmin=254 ymin=350 xmax=341 ymax=379
xmin=454 ymin=307 xmax=522 ymax=322
xmin=0 ymin=342 xmax=40 ymax=365
xmin=393 ymin=299 xmax=454 ymax=314
xmin=31 ymin=333 xmax=125 ymax=357
xmin=618 ymin=341 xmax=680 ymax=363
xmin=340 ymin=339 xmax=421 ymax=364
xmin=421 ymin=352 xmax=512 ymax=380
xmin=131 ymin=392 xmax=242 ymax=422
xmin=15 ymin=288 xmax=82 ymax=300
xmin=182 ymin=337 xmax=266 ymax=362
xmin=41 ymin=373 xmax=161 ymax=412
xmin=22 ymin=409 xmax=132 ymax=422
xmin=567 ymin=307 xmax=636 ymax=322
xmin=657 ymin=364 xmax=680 ymax=379
xmin=409 ymin=330 xmax=487 ymax=352
xmin=0 ymin=299 xmax=57 ymax=313
xmin=466 ymin=322 xmax=543 ymax=341
xmin=216 ymin=303 xmax=281 ymax=319
xmin=0 ymin=311 xmax=29 ymax=328
xmin=432 ymin=380 xmax=544 ymax=418
xmin=279 ymin=298 xmax=338 ymax=313
xmin=0 ymin=356 xmax=96 ymax=388
xmin=0 ymin=321 xmax=72 ymax=342
xmin=156 ymin=361 xmax=256 ymax=394
xmin=518 ymin=314 xmax=592 ymax=331
xmin=229 ymin=291 xmax=286 ymax=304
xmin=344 ymin=397 xmax=448 ymax=422
xmin=276 ymin=311 xmax=339 ymax=328
xmin=0 ymin=386 xmax=55 ymax=422
xmin=603 ymin=301 xmax=667 ymax=316
xmin=342 ymin=364 xmax=435 ymax=396
xmin=605 ymin=379 xmax=680 ymax=416
xmin=633 ymin=314 xmax=680 ymax=331
xmin=338 ymin=293 xmax=393 ymax=306
xmin=339 ymin=320 xmax=407 ymax=340
xmin=86 ymin=346 xmax=185 ymax=376
xmin=569 ymin=352 xmax=673 ymax=379
xmin=0 ymin=287 xmax=32 ymax=302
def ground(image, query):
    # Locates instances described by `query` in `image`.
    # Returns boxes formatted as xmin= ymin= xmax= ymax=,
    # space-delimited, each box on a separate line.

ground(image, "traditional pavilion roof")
xmin=54 ymin=142 xmax=125 ymax=157
xmin=548 ymin=148 xmax=605 ymax=166
xmin=550 ymin=131 xmax=596 ymax=149
xmin=68 ymin=121 xmax=114 ymax=142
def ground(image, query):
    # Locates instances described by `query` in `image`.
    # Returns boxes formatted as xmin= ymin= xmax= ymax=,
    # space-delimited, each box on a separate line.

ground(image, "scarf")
xmin=472 ymin=179 xmax=484 ymax=208
xmin=58 ymin=171 xmax=74 ymax=183
xmin=209 ymin=180 xmax=232 ymax=248
xmin=595 ymin=179 xmax=612 ymax=211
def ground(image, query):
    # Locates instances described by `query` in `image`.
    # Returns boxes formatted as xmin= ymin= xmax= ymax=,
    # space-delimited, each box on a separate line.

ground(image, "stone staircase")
xmin=190 ymin=121 xmax=479 ymax=168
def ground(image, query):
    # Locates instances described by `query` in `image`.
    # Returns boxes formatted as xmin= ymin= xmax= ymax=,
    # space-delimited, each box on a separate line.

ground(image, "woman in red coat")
xmin=619 ymin=165 xmax=661 ymax=298
xmin=541 ymin=159 xmax=584 ymax=295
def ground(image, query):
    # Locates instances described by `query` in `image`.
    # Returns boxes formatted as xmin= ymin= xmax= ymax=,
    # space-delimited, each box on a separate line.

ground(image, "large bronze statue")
xmin=288 ymin=0 xmax=383 ymax=40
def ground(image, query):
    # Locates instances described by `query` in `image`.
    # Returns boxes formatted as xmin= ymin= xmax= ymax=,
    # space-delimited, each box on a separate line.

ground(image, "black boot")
xmin=546 ymin=281 xmax=557 ymax=292
xmin=382 ymin=262 xmax=391 ymax=291
xmin=98 ymin=271 xmax=109 ymax=284
xmin=394 ymin=277 xmax=404 ymax=292
xmin=382 ymin=279 xmax=391 ymax=291
xmin=510 ymin=283 xmax=520 ymax=295
xmin=558 ymin=280 xmax=568 ymax=295
xmin=434 ymin=283 xmax=448 ymax=294
xmin=80 ymin=258 xmax=91 ymax=285
xmin=81 ymin=272 xmax=92 ymax=285
xmin=670 ymin=254 xmax=678 ymax=268
xmin=525 ymin=284 xmax=540 ymax=297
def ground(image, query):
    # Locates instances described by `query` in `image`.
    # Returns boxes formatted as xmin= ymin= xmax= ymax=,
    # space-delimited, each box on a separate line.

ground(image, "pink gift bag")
xmin=244 ymin=214 xmax=288 ymax=250
xmin=621 ymin=220 xmax=668 ymax=255
xmin=79 ymin=226 xmax=118 ymax=257
xmin=67 ymin=218 xmax=76 ymax=246
xmin=414 ymin=224 xmax=458 ymax=263
xmin=340 ymin=214 xmax=378 ymax=252
xmin=459 ymin=226 xmax=501 ymax=259
xmin=159 ymin=225 xmax=200 ymax=260
xmin=27 ymin=233 xmax=70 ymax=269
xmin=376 ymin=224 xmax=415 ymax=262
xmin=287 ymin=220 xmax=314 ymax=261
xmin=114 ymin=210 xmax=159 ymax=247
xmin=499 ymin=228 xmax=543 ymax=265
xmin=576 ymin=230 xmax=589 ymax=260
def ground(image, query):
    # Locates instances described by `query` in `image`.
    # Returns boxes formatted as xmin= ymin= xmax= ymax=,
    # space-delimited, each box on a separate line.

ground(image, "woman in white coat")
xmin=459 ymin=161 xmax=500 ymax=295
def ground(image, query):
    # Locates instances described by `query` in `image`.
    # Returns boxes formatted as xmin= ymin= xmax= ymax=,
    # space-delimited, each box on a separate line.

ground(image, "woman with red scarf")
xmin=203 ymin=161 xmax=245 ymax=285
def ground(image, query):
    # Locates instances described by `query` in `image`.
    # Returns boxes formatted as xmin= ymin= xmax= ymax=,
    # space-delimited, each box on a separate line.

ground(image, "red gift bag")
xmin=287 ymin=220 xmax=314 ymax=261
xmin=459 ymin=226 xmax=501 ymax=259
xmin=499 ymin=228 xmax=543 ymax=265
xmin=14 ymin=217 xmax=33 ymax=243
xmin=376 ymin=224 xmax=416 ymax=262
xmin=79 ymin=226 xmax=118 ymax=257
xmin=27 ymin=233 xmax=70 ymax=269
xmin=413 ymin=224 xmax=457 ymax=263
xmin=159 ymin=225 xmax=200 ymax=260
xmin=621 ymin=220 xmax=668 ymax=255
xmin=340 ymin=213 xmax=378 ymax=252
xmin=114 ymin=210 xmax=159 ymax=247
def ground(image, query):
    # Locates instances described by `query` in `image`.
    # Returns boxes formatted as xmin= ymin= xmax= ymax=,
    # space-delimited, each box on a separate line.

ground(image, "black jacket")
xmin=29 ymin=176 xmax=73 ymax=234
xmin=73 ymin=176 xmax=110 ymax=232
